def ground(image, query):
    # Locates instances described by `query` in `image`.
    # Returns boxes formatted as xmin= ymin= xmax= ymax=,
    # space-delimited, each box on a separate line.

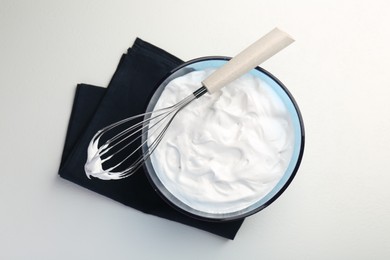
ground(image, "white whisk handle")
xmin=202 ymin=28 xmax=294 ymax=94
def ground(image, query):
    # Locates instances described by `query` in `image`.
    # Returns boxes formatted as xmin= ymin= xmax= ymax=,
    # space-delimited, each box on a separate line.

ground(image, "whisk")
xmin=85 ymin=28 xmax=294 ymax=180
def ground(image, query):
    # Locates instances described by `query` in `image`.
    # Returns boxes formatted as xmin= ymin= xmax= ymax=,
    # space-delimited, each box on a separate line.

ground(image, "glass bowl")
xmin=142 ymin=56 xmax=305 ymax=222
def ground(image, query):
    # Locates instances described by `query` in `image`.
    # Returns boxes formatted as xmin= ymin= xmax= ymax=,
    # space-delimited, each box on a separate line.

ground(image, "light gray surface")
xmin=1 ymin=0 xmax=390 ymax=259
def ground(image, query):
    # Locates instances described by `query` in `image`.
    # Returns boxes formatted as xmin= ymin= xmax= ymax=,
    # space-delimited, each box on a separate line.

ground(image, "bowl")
xmin=142 ymin=56 xmax=304 ymax=222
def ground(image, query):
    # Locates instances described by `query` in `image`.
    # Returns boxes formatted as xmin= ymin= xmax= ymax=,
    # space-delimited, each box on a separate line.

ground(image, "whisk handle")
xmin=202 ymin=28 xmax=294 ymax=94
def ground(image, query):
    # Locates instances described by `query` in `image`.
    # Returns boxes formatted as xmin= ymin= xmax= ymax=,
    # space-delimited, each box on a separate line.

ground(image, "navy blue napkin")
xmin=59 ymin=38 xmax=244 ymax=239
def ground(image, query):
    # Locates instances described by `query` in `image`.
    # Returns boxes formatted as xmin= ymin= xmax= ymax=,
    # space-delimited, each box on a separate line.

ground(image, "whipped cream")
xmin=148 ymin=69 xmax=294 ymax=214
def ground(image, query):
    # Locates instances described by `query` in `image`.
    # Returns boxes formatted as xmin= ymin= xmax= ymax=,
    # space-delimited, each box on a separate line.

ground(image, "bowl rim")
xmin=142 ymin=56 xmax=305 ymax=222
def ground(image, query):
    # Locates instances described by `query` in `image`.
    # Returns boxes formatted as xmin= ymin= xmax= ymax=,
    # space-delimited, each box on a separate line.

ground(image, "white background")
xmin=1 ymin=0 xmax=390 ymax=259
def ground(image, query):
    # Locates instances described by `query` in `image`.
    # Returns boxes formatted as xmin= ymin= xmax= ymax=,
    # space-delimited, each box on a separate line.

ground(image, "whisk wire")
xmin=117 ymin=93 xmax=198 ymax=176
xmin=85 ymin=87 xmax=207 ymax=179
xmin=122 ymin=98 xmax=196 ymax=176
xmin=95 ymin=95 xmax=193 ymax=160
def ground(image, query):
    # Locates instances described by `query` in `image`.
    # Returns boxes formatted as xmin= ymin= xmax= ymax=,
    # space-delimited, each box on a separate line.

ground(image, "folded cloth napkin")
xmin=59 ymin=38 xmax=244 ymax=240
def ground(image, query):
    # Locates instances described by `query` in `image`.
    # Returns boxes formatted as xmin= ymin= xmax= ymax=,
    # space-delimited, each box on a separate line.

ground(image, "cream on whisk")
xmin=149 ymin=69 xmax=295 ymax=214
